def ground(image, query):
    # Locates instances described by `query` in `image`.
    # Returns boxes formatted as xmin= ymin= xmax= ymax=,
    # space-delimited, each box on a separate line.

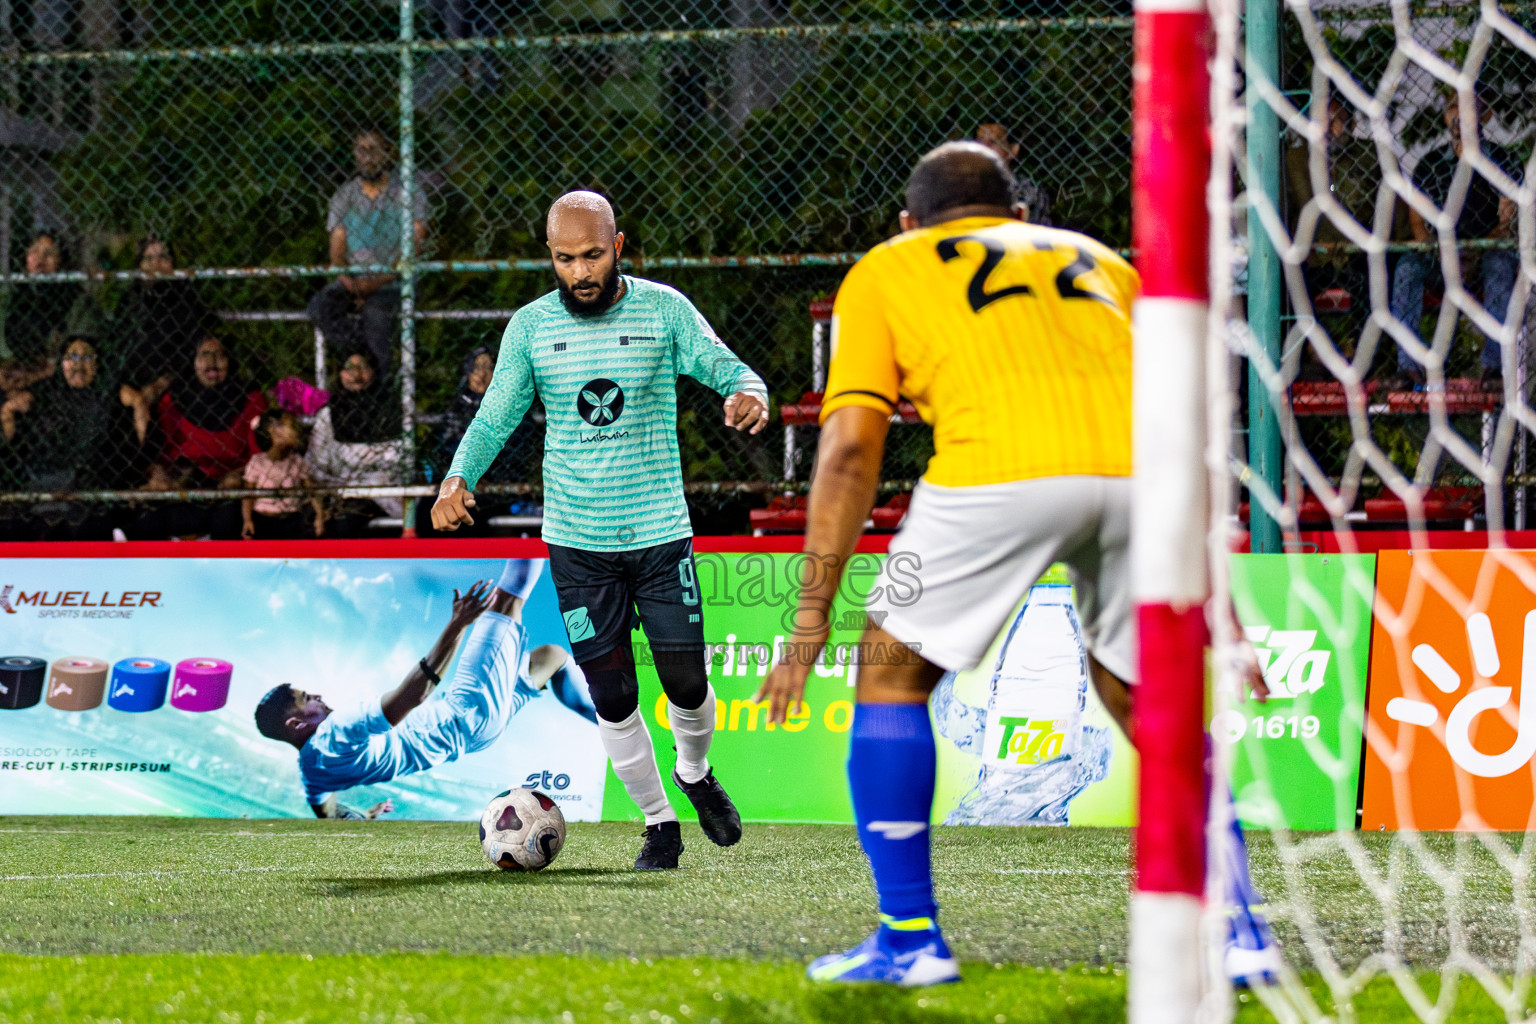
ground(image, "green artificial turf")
xmin=0 ymin=817 xmax=1529 ymax=1022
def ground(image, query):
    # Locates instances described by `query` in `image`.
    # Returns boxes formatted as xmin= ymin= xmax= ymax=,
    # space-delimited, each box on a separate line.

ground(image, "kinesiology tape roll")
xmin=47 ymin=657 xmax=109 ymax=711
xmin=0 ymin=656 xmax=45 ymax=710
xmin=170 ymin=658 xmax=234 ymax=712
xmin=108 ymin=658 xmax=171 ymax=713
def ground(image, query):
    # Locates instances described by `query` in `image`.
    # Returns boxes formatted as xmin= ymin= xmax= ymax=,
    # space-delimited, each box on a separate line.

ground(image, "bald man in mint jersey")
xmin=433 ymin=191 xmax=770 ymax=871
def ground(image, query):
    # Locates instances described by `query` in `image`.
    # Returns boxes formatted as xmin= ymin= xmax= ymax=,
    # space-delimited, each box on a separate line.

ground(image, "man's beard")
xmin=557 ymin=265 xmax=622 ymax=317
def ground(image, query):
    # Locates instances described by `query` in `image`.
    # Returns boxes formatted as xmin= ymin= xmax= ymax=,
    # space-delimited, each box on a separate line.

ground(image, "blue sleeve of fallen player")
xmin=446 ymin=317 xmax=535 ymax=488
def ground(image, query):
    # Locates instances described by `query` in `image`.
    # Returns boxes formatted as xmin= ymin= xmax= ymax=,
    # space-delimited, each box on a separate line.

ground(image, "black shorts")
xmin=546 ymin=537 xmax=704 ymax=663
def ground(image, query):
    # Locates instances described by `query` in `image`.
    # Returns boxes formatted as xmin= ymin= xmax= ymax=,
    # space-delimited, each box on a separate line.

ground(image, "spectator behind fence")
xmin=0 ymin=232 xmax=100 ymax=391
xmin=307 ymin=128 xmax=428 ymax=377
xmin=0 ymin=336 xmax=137 ymax=540
xmin=309 ymin=348 xmax=407 ymax=536
xmin=114 ymin=237 xmax=208 ymax=407
xmin=151 ymin=332 xmax=266 ymax=487
xmin=418 ymin=343 xmax=544 ymax=536
xmin=127 ymin=333 xmax=265 ymax=539
xmin=1392 ymin=90 xmax=1521 ymax=389
xmin=973 ymin=121 xmax=1052 ymax=226
xmin=1283 ymin=97 xmax=1409 ymax=374
xmin=242 ymin=408 xmax=324 ymax=540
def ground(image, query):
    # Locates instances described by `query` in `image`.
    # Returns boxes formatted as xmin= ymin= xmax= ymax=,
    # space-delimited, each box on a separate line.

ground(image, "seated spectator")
xmin=973 ymin=121 xmax=1052 ymax=225
xmin=150 ymin=332 xmax=266 ymax=488
xmin=122 ymin=333 xmax=264 ymax=540
xmin=418 ymin=344 xmax=543 ymax=536
xmin=1392 ymin=90 xmax=1520 ymax=388
xmin=0 ymin=232 xmax=100 ymax=391
xmin=307 ymin=128 xmax=428 ymax=377
xmin=309 ymin=348 xmax=407 ymax=536
xmin=1283 ymin=96 xmax=1408 ymax=375
xmin=114 ymin=237 xmax=208 ymax=408
xmin=0 ymin=335 xmax=136 ymax=539
xmin=242 ymin=409 xmax=324 ymax=540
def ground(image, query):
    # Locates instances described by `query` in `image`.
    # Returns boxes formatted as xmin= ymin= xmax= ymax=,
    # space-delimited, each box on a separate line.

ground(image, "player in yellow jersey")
xmin=755 ymin=141 xmax=1139 ymax=985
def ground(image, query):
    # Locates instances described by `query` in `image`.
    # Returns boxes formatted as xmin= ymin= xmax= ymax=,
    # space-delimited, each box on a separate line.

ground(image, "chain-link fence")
xmin=0 ymin=0 xmax=1135 ymax=539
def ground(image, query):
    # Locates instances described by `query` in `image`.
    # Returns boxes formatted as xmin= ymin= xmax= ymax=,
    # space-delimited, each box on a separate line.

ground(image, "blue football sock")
xmin=1223 ymin=794 xmax=1274 ymax=951
xmin=496 ymin=559 xmax=545 ymax=601
xmin=849 ymin=702 xmax=938 ymax=952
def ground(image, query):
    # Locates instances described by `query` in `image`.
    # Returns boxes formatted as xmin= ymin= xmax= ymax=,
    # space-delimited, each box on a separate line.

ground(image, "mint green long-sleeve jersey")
xmin=446 ymin=276 xmax=768 ymax=552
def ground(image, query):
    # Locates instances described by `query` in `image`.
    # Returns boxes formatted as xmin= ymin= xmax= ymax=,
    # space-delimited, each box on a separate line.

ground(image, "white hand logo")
xmin=1388 ymin=611 xmax=1536 ymax=777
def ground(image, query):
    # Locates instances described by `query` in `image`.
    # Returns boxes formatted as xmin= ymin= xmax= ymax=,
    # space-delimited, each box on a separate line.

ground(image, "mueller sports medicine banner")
xmin=0 ymin=556 xmax=608 ymax=821
xmin=0 ymin=550 xmax=1134 ymax=826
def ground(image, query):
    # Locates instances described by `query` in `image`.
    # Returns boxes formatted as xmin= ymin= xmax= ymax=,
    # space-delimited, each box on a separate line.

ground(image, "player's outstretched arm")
xmin=431 ymin=475 xmax=477 ymax=531
xmin=379 ymin=580 xmax=493 ymax=725
xmin=756 ymin=405 xmax=890 ymax=723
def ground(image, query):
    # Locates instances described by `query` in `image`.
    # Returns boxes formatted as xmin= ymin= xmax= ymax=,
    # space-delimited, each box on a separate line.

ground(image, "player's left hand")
xmin=755 ymin=654 xmax=814 ymax=725
xmin=723 ymin=391 xmax=769 ymax=434
xmin=365 ymin=799 xmax=394 ymax=819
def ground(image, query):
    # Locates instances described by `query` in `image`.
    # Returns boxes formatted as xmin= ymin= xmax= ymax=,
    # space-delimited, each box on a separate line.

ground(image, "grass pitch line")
xmin=991 ymin=868 xmax=1131 ymax=875
xmin=0 ymin=828 xmax=369 ymax=839
xmin=2 ymin=865 xmax=296 ymax=882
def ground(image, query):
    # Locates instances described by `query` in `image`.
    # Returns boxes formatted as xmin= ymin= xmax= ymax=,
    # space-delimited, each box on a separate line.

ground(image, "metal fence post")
xmin=399 ymin=0 xmax=419 ymax=536
xmin=1245 ymin=0 xmax=1283 ymax=554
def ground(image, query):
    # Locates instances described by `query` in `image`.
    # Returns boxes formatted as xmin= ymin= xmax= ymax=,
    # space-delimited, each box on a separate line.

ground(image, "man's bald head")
xmin=904 ymin=141 xmax=1017 ymax=227
xmin=546 ymin=191 xmax=625 ymax=316
xmin=547 ymin=191 xmax=617 ymax=244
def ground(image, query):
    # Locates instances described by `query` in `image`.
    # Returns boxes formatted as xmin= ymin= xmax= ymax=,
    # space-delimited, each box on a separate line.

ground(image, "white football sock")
xmin=598 ymin=707 xmax=676 ymax=826
xmin=669 ymin=684 xmax=716 ymax=784
xmin=495 ymin=559 xmax=545 ymax=601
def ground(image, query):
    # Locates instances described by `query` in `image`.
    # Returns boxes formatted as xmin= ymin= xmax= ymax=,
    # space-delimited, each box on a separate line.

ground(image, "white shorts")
xmin=868 ymin=476 xmax=1134 ymax=681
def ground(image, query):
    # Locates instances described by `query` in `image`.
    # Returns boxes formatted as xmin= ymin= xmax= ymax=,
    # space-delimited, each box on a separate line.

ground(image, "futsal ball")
xmin=479 ymin=788 xmax=566 ymax=871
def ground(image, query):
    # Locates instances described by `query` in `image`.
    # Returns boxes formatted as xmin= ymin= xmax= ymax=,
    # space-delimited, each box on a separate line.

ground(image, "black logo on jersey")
xmin=577 ymin=379 xmax=625 ymax=426
xmin=553 ymin=342 xmax=567 ymax=352
xmin=618 ymin=336 xmax=656 ymax=346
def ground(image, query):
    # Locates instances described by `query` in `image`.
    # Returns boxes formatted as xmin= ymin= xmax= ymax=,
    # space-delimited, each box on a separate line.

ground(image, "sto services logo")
xmin=1387 ymin=610 xmax=1536 ymax=778
xmin=577 ymin=379 xmax=624 ymax=426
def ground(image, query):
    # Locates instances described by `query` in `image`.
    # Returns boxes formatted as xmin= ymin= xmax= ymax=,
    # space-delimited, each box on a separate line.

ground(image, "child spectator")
xmin=242 ymin=409 xmax=324 ymax=540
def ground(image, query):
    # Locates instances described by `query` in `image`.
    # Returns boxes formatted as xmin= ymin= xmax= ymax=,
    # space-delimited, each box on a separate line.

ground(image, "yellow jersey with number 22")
xmin=821 ymin=216 xmax=1138 ymax=487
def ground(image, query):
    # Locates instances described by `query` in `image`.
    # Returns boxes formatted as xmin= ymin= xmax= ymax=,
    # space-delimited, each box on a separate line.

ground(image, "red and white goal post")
xmin=1129 ymin=0 xmax=1218 ymax=1021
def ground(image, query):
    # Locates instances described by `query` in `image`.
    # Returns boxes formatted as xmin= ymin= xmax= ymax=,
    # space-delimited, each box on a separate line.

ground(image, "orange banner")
xmin=1364 ymin=549 xmax=1536 ymax=831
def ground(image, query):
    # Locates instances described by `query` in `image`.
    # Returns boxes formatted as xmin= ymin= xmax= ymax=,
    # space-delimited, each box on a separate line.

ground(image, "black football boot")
xmin=634 ymin=820 xmax=684 ymax=870
xmin=672 ymin=767 xmax=743 ymax=847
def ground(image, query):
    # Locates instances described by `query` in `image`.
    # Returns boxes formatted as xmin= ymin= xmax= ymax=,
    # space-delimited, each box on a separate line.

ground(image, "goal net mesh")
xmin=1208 ymin=0 xmax=1536 ymax=1019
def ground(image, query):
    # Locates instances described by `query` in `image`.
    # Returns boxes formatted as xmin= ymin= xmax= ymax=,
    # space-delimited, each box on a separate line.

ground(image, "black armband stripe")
xmin=827 ymin=389 xmax=898 ymax=409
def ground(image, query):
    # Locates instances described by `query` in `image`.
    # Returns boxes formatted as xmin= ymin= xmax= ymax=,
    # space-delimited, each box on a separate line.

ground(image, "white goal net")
xmin=1206 ymin=0 xmax=1536 ymax=1019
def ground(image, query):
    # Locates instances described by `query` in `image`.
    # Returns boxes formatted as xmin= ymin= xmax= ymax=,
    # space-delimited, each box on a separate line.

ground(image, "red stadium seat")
xmin=1364 ymin=486 xmax=1482 ymax=525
